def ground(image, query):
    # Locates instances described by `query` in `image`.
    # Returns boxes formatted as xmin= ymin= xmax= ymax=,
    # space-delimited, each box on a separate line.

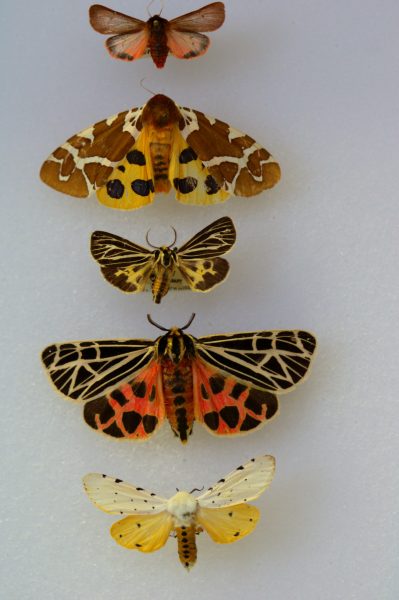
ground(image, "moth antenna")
xmin=145 ymin=229 xmax=159 ymax=249
xmin=139 ymin=78 xmax=157 ymax=97
xmin=168 ymin=227 xmax=177 ymax=248
xmin=181 ymin=313 xmax=196 ymax=331
xmin=147 ymin=314 xmax=196 ymax=331
xmin=147 ymin=314 xmax=169 ymax=332
xmin=147 ymin=0 xmax=163 ymax=17
xmin=189 ymin=486 xmax=204 ymax=494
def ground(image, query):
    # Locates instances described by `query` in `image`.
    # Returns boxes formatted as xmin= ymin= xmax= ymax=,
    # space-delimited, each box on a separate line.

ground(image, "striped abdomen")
xmin=152 ymin=266 xmax=174 ymax=304
xmin=149 ymin=130 xmax=173 ymax=193
xmin=175 ymin=525 xmax=197 ymax=569
xmin=162 ymin=357 xmax=194 ymax=442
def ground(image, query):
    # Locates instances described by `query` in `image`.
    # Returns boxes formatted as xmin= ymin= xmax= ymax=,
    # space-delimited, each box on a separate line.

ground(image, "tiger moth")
xmin=89 ymin=2 xmax=225 ymax=68
xmin=83 ymin=455 xmax=275 ymax=569
xmin=90 ymin=216 xmax=236 ymax=303
xmin=40 ymin=94 xmax=281 ymax=210
xmin=41 ymin=315 xmax=316 ymax=443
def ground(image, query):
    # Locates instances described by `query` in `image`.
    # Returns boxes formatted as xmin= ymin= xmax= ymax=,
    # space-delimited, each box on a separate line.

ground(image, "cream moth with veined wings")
xmin=89 ymin=2 xmax=225 ymax=69
xmin=41 ymin=314 xmax=316 ymax=443
xmin=83 ymin=455 xmax=275 ymax=569
xmin=40 ymin=94 xmax=281 ymax=210
xmin=91 ymin=216 xmax=236 ymax=303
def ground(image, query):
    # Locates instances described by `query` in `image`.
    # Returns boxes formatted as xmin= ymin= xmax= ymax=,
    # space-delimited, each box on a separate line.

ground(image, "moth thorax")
xmin=167 ymin=492 xmax=198 ymax=526
xmin=149 ymin=16 xmax=165 ymax=31
xmin=142 ymin=95 xmax=181 ymax=128
xmin=154 ymin=248 xmax=177 ymax=268
xmin=157 ymin=330 xmax=196 ymax=364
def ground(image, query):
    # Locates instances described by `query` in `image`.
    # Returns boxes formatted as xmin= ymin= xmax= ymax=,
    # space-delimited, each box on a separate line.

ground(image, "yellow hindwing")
xmin=197 ymin=503 xmax=259 ymax=544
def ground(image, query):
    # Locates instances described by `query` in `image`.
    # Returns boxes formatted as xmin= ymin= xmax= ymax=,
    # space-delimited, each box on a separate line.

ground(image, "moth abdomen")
xmin=162 ymin=358 xmax=194 ymax=443
xmin=175 ymin=525 xmax=197 ymax=569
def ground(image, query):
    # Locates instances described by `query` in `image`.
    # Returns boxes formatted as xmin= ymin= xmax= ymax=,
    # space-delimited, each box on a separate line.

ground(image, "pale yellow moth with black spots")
xmin=83 ymin=455 xmax=275 ymax=569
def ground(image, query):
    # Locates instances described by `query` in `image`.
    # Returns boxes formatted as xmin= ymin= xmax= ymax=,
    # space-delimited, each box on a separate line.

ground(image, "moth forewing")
xmin=195 ymin=330 xmax=317 ymax=393
xmin=197 ymin=455 xmax=276 ymax=508
xmin=82 ymin=473 xmax=168 ymax=514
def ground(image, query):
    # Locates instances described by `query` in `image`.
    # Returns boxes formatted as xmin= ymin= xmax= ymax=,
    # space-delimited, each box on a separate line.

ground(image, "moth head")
xmin=148 ymin=314 xmax=197 ymax=364
xmin=142 ymin=94 xmax=181 ymax=128
xmin=148 ymin=15 xmax=167 ymax=31
xmin=146 ymin=227 xmax=178 ymax=267
xmin=167 ymin=491 xmax=198 ymax=526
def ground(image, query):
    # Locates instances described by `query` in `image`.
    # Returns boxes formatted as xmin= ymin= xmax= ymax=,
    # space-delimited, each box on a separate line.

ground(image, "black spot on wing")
xmin=205 ymin=175 xmax=220 ymax=195
xmin=106 ymin=179 xmax=124 ymax=199
xmin=230 ymin=383 xmax=247 ymax=400
xmin=102 ymin=422 xmax=125 ymax=438
xmin=200 ymin=384 xmax=209 ymax=400
xmin=204 ymin=411 xmax=219 ymax=431
xmin=110 ymin=390 xmax=129 ymax=406
xmin=173 ymin=177 xmax=197 ymax=194
xmin=179 ymin=147 xmax=197 ymax=163
xmin=240 ymin=414 xmax=261 ymax=432
xmin=142 ymin=414 xmax=158 ymax=434
xmin=127 ymin=150 xmax=146 ymax=165
xmin=209 ymin=375 xmax=225 ymax=394
xmin=132 ymin=380 xmax=147 ymax=398
xmin=131 ymin=179 xmax=154 ymax=196
xmin=122 ymin=410 xmax=142 ymax=433
xmin=219 ymin=406 xmax=240 ymax=428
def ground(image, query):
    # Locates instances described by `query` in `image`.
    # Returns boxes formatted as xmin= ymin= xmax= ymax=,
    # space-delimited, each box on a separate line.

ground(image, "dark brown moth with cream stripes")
xmin=90 ymin=216 xmax=236 ymax=303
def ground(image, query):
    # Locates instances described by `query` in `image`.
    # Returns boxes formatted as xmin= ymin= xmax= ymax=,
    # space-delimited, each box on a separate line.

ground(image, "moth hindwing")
xmin=42 ymin=318 xmax=316 ymax=443
xmin=83 ymin=455 xmax=275 ymax=569
xmin=40 ymin=94 xmax=281 ymax=210
xmin=89 ymin=2 xmax=226 ymax=69
xmin=90 ymin=216 xmax=236 ymax=303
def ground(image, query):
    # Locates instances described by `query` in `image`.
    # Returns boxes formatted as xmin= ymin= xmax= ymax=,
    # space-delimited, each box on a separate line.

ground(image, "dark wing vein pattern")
xmin=42 ymin=340 xmax=155 ymax=401
xmin=196 ymin=331 xmax=317 ymax=392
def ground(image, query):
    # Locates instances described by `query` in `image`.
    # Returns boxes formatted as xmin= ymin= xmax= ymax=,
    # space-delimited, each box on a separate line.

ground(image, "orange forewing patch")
xmin=192 ymin=359 xmax=279 ymax=435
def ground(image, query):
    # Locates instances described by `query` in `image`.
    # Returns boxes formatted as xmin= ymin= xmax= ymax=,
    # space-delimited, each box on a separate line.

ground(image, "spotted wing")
xmin=83 ymin=473 xmax=167 ymax=514
xmin=91 ymin=230 xmax=154 ymax=293
xmin=174 ymin=217 xmax=235 ymax=292
xmin=105 ymin=30 xmax=150 ymax=62
xmin=42 ymin=340 xmax=165 ymax=440
xmin=196 ymin=330 xmax=317 ymax=393
xmin=177 ymin=106 xmax=281 ymax=198
xmin=193 ymin=358 xmax=278 ymax=435
xmin=40 ymin=105 xmax=143 ymax=198
xmin=111 ymin=513 xmax=173 ymax=552
xmin=169 ymin=127 xmax=230 ymax=204
xmin=197 ymin=504 xmax=259 ymax=544
xmin=197 ymin=455 xmax=275 ymax=508
xmin=166 ymin=1 xmax=225 ymax=61
xmin=96 ymin=128 xmax=156 ymax=209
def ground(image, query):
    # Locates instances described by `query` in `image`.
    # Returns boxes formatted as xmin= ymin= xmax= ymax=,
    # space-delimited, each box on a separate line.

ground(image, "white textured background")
xmin=1 ymin=1 xmax=398 ymax=598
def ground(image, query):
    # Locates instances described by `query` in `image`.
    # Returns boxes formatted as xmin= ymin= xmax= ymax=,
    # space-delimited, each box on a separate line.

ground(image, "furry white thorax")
xmin=167 ymin=492 xmax=198 ymax=526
